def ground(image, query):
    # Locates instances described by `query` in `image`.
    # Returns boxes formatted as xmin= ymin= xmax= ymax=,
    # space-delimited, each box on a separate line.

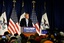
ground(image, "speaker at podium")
xmin=21 ymin=27 xmax=36 ymax=37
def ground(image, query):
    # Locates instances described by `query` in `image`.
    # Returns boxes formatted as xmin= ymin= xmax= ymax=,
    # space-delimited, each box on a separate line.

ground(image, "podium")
xmin=21 ymin=27 xmax=36 ymax=37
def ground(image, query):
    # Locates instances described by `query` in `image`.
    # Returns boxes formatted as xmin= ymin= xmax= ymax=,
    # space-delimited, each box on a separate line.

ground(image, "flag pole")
xmin=13 ymin=0 xmax=16 ymax=8
xmin=44 ymin=2 xmax=46 ymax=14
xmin=22 ymin=1 xmax=24 ymax=8
xmin=32 ymin=0 xmax=36 ymax=11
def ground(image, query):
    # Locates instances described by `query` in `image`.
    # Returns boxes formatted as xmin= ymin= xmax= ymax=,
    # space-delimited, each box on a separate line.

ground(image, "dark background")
xmin=0 ymin=0 xmax=64 ymax=31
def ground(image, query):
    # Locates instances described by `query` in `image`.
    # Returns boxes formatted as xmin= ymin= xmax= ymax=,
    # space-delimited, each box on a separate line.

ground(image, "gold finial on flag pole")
xmin=13 ymin=0 xmax=16 ymax=7
xmin=32 ymin=1 xmax=36 ymax=9
xmin=44 ymin=2 xmax=46 ymax=11
xmin=22 ymin=1 xmax=24 ymax=7
xmin=3 ymin=1 xmax=4 ymax=6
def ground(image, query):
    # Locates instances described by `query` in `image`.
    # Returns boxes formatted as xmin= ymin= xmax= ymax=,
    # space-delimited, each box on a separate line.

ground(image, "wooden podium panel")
xmin=23 ymin=32 xmax=36 ymax=37
xmin=21 ymin=27 xmax=36 ymax=37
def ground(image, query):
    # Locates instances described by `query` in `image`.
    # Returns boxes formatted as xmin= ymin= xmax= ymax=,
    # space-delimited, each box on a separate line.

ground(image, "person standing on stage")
xmin=20 ymin=13 xmax=33 ymax=27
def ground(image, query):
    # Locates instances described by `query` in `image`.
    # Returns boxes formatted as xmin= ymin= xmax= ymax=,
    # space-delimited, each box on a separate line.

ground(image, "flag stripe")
xmin=9 ymin=23 xmax=15 ymax=33
xmin=14 ymin=26 xmax=18 ymax=34
xmin=8 ymin=19 xmax=16 ymax=35
xmin=8 ymin=27 xmax=11 ymax=33
xmin=9 ymin=21 xmax=16 ymax=33
xmin=8 ymin=26 xmax=14 ymax=35
xmin=9 ymin=19 xmax=15 ymax=29
xmin=16 ymin=23 xmax=19 ymax=31
xmin=9 ymin=19 xmax=18 ymax=33
xmin=15 ymin=22 xmax=21 ymax=35
xmin=14 ymin=24 xmax=19 ymax=34
xmin=33 ymin=23 xmax=41 ymax=35
xmin=8 ymin=19 xmax=21 ymax=35
xmin=35 ymin=23 xmax=40 ymax=32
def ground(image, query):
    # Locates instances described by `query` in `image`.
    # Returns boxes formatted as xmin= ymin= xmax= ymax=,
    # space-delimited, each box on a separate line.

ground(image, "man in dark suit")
xmin=20 ymin=13 xmax=33 ymax=27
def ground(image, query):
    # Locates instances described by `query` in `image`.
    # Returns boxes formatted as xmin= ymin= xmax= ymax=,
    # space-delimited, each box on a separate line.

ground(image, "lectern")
xmin=21 ymin=27 xmax=36 ymax=37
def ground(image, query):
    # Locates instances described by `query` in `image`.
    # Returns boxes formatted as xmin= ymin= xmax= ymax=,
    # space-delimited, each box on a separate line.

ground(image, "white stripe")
xmin=16 ymin=22 xmax=20 ymax=31
xmin=35 ymin=23 xmax=39 ymax=29
xmin=16 ymin=23 xmax=21 ymax=35
xmin=10 ymin=19 xmax=18 ymax=34
xmin=10 ymin=19 xmax=16 ymax=26
xmin=33 ymin=23 xmax=40 ymax=35
xmin=35 ymin=23 xmax=45 ymax=35
xmin=32 ymin=23 xmax=35 ymax=27
xmin=14 ymin=24 xmax=19 ymax=34
xmin=9 ymin=19 xmax=20 ymax=35
xmin=8 ymin=26 xmax=14 ymax=35
xmin=9 ymin=22 xmax=16 ymax=33
xmin=36 ymin=29 xmax=41 ymax=35
xmin=35 ymin=23 xmax=40 ymax=35
xmin=14 ymin=22 xmax=19 ymax=34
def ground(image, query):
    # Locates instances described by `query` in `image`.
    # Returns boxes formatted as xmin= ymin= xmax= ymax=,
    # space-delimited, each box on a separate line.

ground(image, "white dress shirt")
xmin=26 ymin=19 xmax=28 ymax=27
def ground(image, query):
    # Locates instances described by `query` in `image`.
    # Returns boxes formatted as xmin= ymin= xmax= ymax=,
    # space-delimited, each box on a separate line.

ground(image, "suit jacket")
xmin=20 ymin=18 xmax=33 ymax=27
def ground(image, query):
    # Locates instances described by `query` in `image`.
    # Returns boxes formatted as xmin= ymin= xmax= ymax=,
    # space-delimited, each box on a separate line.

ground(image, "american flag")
xmin=8 ymin=8 xmax=21 ymax=35
xmin=8 ymin=1 xmax=25 ymax=35
xmin=8 ymin=0 xmax=41 ymax=35
xmin=30 ymin=1 xmax=41 ymax=35
xmin=33 ymin=23 xmax=41 ymax=35
xmin=8 ymin=19 xmax=21 ymax=35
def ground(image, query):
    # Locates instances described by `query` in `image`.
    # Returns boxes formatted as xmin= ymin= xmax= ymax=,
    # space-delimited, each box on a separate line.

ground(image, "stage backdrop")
xmin=0 ymin=0 xmax=64 ymax=35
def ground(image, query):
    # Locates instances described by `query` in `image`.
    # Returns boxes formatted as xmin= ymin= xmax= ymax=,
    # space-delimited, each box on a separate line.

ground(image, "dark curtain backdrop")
xmin=24 ymin=0 xmax=32 ymax=16
xmin=4 ymin=0 xmax=13 ymax=24
xmin=35 ymin=0 xmax=44 ymax=26
xmin=15 ymin=0 xmax=22 ymax=22
xmin=60 ymin=0 xmax=64 ymax=30
xmin=0 ymin=0 xmax=3 ymax=16
xmin=0 ymin=0 xmax=64 ymax=31
xmin=53 ymin=0 xmax=61 ymax=30
xmin=46 ymin=0 xmax=55 ymax=30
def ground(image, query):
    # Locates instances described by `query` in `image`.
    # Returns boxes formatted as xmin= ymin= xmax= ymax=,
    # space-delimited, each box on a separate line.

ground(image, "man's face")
xmin=25 ymin=14 xmax=29 ymax=19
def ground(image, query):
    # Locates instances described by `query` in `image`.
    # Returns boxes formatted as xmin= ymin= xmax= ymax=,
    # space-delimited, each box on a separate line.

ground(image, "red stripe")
xmin=16 ymin=23 xmax=19 ymax=31
xmin=9 ymin=20 xmax=15 ymax=29
xmin=8 ymin=19 xmax=20 ymax=35
xmin=9 ymin=24 xmax=15 ymax=33
xmin=8 ymin=27 xmax=13 ymax=35
xmin=8 ymin=28 xmax=13 ymax=35
xmin=8 ymin=28 xmax=10 ymax=33
xmin=9 ymin=20 xmax=18 ymax=33
xmin=14 ymin=26 xmax=18 ymax=34
xmin=9 ymin=20 xmax=16 ymax=33
xmin=35 ymin=24 xmax=40 ymax=32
